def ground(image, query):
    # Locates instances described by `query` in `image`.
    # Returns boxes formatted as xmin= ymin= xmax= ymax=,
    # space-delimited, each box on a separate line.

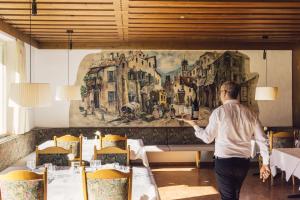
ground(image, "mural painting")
xmin=70 ymin=50 xmax=259 ymax=127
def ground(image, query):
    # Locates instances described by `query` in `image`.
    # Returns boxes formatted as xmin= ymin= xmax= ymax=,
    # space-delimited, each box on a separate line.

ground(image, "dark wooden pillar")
xmin=292 ymin=48 xmax=300 ymax=127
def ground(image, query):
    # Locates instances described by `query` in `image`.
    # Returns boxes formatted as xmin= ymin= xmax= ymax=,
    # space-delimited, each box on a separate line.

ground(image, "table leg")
xmin=196 ymin=151 xmax=201 ymax=168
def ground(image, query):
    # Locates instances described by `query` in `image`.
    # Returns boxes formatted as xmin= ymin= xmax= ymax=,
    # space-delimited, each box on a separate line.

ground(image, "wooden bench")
xmin=144 ymin=144 xmax=215 ymax=167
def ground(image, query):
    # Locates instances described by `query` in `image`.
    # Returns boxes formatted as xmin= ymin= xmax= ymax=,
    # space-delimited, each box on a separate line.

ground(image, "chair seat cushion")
xmin=0 ymin=179 xmax=44 ymax=200
xmin=87 ymin=178 xmax=128 ymax=200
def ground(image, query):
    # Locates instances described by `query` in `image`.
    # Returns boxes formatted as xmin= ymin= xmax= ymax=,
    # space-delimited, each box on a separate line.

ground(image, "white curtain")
xmin=0 ymin=42 xmax=7 ymax=135
xmin=6 ymin=39 xmax=32 ymax=134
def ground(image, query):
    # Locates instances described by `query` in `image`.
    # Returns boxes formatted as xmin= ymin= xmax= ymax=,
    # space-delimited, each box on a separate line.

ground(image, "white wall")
xmin=29 ymin=49 xmax=292 ymax=127
xmin=32 ymin=49 xmax=99 ymax=127
xmin=242 ymin=50 xmax=292 ymax=127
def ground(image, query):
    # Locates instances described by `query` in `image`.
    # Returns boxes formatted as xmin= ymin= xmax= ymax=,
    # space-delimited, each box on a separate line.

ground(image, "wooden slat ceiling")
xmin=1 ymin=0 xmax=300 ymax=49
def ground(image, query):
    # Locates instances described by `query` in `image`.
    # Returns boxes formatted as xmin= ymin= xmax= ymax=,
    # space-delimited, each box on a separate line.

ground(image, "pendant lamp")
xmin=9 ymin=0 xmax=51 ymax=108
xmin=55 ymin=30 xmax=81 ymax=101
xmin=255 ymin=50 xmax=278 ymax=100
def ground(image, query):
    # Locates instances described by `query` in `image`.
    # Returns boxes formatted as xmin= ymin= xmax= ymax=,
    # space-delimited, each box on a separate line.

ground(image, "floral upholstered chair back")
xmin=270 ymin=131 xmax=295 ymax=150
xmin=0 ymin=170 xmax=47 ymax=200
xmin=82 ymin=168 xmax=132 ymax=200
xmin=36 ymin=146 xmax=72 ymax=166
xmin=94 ymin=146 xmax=130 ymax=166
xmin=100 ymin=134 xmax=127 ymax=149
xmin=54 ymin=135 xmax=82 ymax=160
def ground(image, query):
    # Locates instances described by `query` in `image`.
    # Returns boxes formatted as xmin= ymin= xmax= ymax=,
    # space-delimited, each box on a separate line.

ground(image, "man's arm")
xmin=180 ymin=112 xmax=218 ymax=144
xmin=253 ymin=118 xmax=270 ymax=165
xmin=253 ymin=117 xmax=271 ymax=182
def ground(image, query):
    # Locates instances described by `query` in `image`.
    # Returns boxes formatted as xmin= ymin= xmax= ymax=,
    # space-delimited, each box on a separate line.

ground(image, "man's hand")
xmin=260 ymin=165 xmax=271 ymax=182
xmin=177 ymin=118 xmax=197 ymax=127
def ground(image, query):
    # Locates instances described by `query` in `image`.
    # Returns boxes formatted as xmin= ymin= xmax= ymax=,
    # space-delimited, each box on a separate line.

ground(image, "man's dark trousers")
xmin=215 ymin=157 xmax=250 ymax=200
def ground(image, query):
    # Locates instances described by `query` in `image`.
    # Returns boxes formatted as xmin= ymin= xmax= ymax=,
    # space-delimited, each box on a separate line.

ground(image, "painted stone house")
xmin=81 ymin=51 xmax=162 ymax=115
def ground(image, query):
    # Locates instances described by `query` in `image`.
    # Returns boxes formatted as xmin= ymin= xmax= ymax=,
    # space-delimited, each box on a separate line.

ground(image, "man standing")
xmin=180 ymin=81 xmax=270 ymax=200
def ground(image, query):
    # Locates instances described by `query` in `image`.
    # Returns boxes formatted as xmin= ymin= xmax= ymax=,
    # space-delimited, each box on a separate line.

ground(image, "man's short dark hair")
xmin=222 ymin=81 xmax=240 ymax=99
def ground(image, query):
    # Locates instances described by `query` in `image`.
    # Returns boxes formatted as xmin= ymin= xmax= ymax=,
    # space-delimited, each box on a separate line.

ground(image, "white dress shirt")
xmin=193 ymin=99 xmax=270 ymax=165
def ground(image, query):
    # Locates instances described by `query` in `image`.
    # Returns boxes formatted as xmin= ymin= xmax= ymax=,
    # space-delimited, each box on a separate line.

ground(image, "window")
xmin=108 ymin=91 xmax=115 ymax=102
xmin=128 ymin=92 xmax=135 ymax=102
xmin=233 ymin=74 xmax=238 ymax=82
xmin=107 ymin=71 xmax=115 ymax=82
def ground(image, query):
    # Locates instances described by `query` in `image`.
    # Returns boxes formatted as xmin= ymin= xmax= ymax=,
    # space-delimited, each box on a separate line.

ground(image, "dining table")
xmin=270 ymin=148 xmax=300 ymax=198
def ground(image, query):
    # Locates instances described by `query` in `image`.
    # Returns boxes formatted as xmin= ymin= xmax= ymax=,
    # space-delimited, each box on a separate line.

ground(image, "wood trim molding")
xmin=0 ymin=19 xmax=39 ymax=48
xmin=39 ymin=40 xmax=295 ymax=50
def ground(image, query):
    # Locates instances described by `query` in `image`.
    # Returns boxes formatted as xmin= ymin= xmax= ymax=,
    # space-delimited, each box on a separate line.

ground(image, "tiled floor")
xmin=152 ymin=166 xmax=300 ymax=200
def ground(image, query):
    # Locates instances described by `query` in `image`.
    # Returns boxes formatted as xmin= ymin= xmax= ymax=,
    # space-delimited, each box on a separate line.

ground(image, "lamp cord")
xmin=266 ymin=50 xmax=268 ymax=86
xmin=29 ymin=0 xmax=32 ymax=83
xmin=67 ymin=30 xmax=72 ymax=85
xmin=68 ymin=33 xmax=70 ymax=85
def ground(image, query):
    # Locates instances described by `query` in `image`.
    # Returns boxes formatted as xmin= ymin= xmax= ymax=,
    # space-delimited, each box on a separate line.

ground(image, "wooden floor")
xmin=152 ymin=166 xmax=300 ymax=200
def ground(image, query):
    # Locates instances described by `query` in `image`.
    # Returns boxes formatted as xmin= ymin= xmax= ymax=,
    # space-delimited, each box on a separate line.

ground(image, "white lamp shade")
xmin=10 ymin=83 xmax=52 ymax=107
xmin=255 ymin=86 xmax=278 ymax=100
xmin=56 ymin=85 xmax=81 ymax=101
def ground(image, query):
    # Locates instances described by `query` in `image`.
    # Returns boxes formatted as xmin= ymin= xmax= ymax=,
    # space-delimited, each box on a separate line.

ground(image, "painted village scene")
xmin=69 ymin=50 xmax=259 ymax=127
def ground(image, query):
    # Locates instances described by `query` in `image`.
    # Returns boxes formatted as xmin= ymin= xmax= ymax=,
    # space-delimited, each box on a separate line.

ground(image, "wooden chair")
xmin=54 ymin=134 xmax=83 ymax=164
xmin=269 ymin=131 xmax=295 ymax=151
xmin=269 ymin=131 xmax=296 ymax=185
xmin=82 ymin=167 xmax=132 ymax=200
xmin=0 ymin=169 xmax=47 ymax=200
xmin=100 ymin=134 xmax=127 ymax=149
xmin=36 ymin=146 xmax=72 ymax=167
xmin=94 ymin=146 xmax=130 ymax=166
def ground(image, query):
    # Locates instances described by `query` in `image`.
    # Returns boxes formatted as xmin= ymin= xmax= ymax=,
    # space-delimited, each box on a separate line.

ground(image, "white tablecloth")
xmin=1 ymin=166 xmax=159 ymax=200
xmin=270 ymin=148 xmax=300 ymax=181
xmin=39 ymin=138 xmax=149 ymax=167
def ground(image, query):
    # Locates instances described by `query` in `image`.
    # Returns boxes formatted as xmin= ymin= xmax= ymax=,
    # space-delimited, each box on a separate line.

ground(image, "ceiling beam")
xmin=0 ymin=10 xmax=117 ymax=15
xmin=129 ymin=19 xmax=300 ymax=24
xmin=129 ymin=1 xmax=300 ymax=8
xmin=38 ymin=40 xmax=296 ymax=50
xmin=128 ymin=14 xmax=300 ymax=20
xmin=6 ymin=20 xmax=117 ymax=25
xmin=113 ymin=0 xmax=125 ymax=40
xmin=0 ymin=18 xmax=39 ymax=48
xmin=121 ymin=0 xmax=129 ymax=41
xmin=1 ymin=15 xmax=116 ymax=21
xmin=1 ymin=0 xmax=113 ymax=2
xmin=0 ymin=3 xmax=114 ymax=10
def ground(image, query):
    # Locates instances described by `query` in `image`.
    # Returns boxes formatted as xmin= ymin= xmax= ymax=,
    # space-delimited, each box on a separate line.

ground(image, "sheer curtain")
xmin=0 ymin=41 xmax=7 ymax=135
xmin=5 ymin=39 xmax=31 ymax=134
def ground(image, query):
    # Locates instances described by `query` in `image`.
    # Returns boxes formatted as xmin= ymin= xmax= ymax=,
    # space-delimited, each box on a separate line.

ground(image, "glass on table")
xmin=71 ymin=161 xmax=81 ymax=174
xmin=90 ymin=160 xmax=101 ymax=170
xmin=90 ymin=160 xmax=96 ymax=170
xmin=26 ymin=160 xmax=36 ymax=171
xmin=95 ymin=160 xmax=101 ymax=169
xmin=113 ymin=162 xmax=120 ymax=169
xmin=44 ymin=163 xmax=55 ymax=171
